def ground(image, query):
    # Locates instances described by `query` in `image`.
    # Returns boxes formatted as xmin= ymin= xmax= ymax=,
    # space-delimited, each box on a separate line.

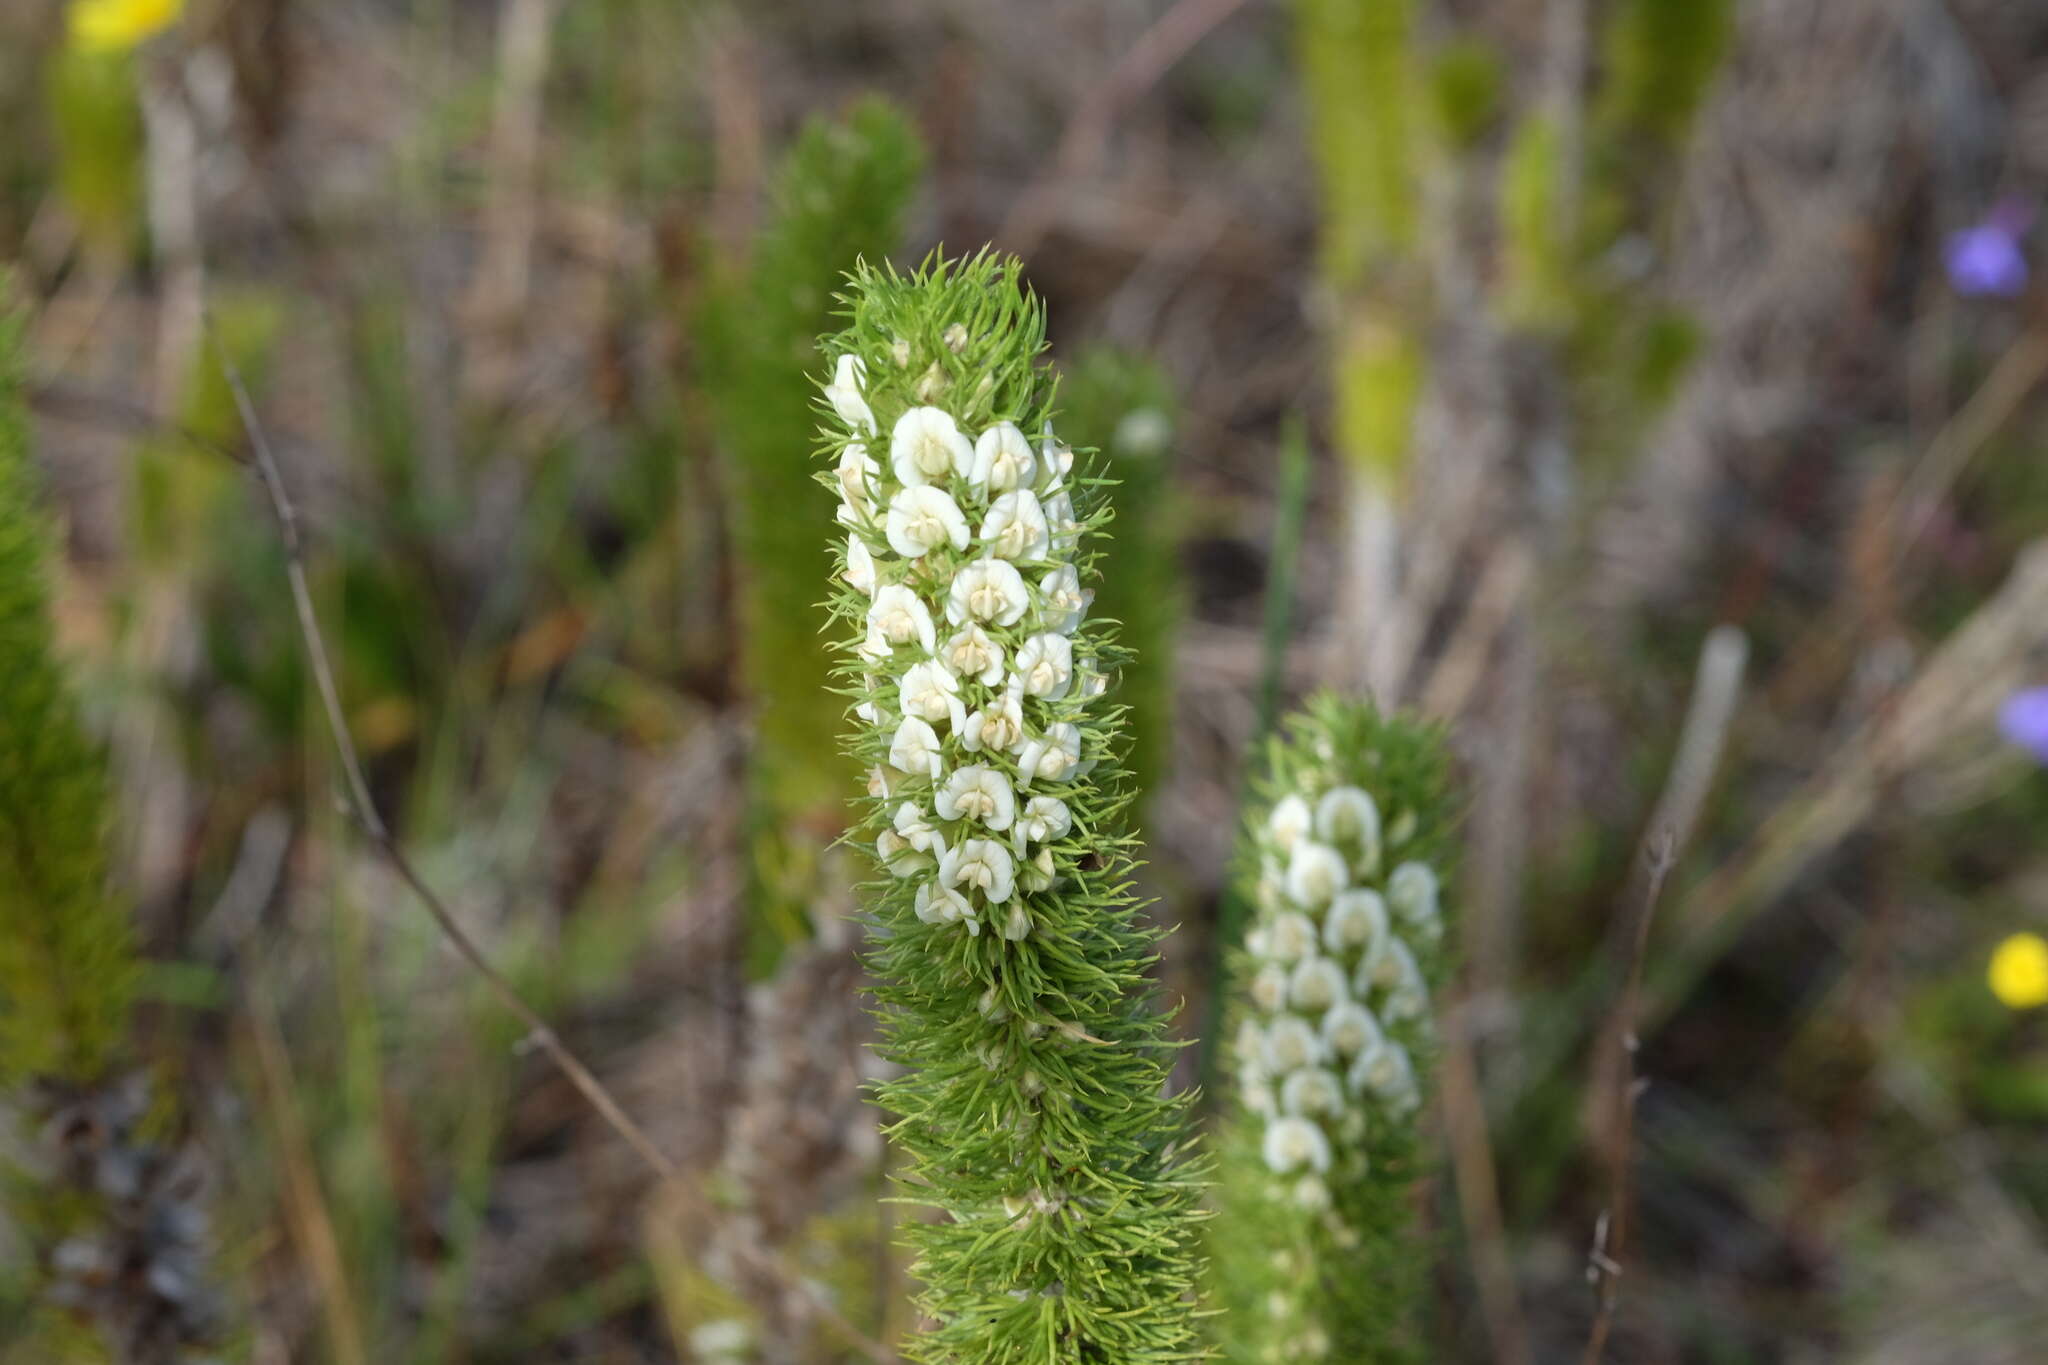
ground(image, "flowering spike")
xmin=820 ymin=252 xmax=1207 ymax=1363
xmin=1209 ymin=694 xmax=1456 ymax=1364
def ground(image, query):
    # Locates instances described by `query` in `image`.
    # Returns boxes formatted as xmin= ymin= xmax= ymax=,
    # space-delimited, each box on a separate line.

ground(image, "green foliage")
xmin=821 ymin=253 xmax=1208 ymax=1363
xmin=1208 ymin=695 xmax=1455 ymax=1364
xmin=47 ymin=46 xmax=144 ymax=256
xmin=1297 ymin=0 xmax=1418 ymax=288
xmin=0 ymin=296 xmax=138 ymax=1088
xmin=1594 ymin=0 xmax=1736 ymax=153
xmin=1429 ymin=39 xmax=1502 ymax=152
xmin=699 ymin=97 xmax=924 ymax=971
xmin=1052 ymin=346 xmax=1180 ymax=819
xmin=1500 ymin=114 xmax=1572 ymax=333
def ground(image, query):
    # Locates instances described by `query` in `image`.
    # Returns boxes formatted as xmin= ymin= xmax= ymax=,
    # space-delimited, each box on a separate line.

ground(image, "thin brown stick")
xmin=1582 ymin=830 xmax=1677 ymax=1365
xmin=203 ymin=321 xmax=897 ymax=1365
xmin=1439 ymin=1004 xmax=1532 ymax=1365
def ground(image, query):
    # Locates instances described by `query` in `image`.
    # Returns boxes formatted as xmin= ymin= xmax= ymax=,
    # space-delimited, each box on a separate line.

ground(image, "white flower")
xmin=835 ymin=443 xmax=880 ymax=527
xmin=1037 ymin=427 xmax=1075 ymax=493
xmin=1261 ymin=1016 xmax=1322 ymax=1073
xmin=961 ymin=679 xmax=1027 ymax=754
xmin=1320 ymin=1002 xmax=1385 ymax=1059
xmin=1038 ymin=564 xmax=1091 ymax=635
xmin=1316 ymin=785 xmax=1381 ymax=875
xmin=876 ymin=828 xmax=928 ymax=878
xmin=1248 ymin=963 xmax=1289 ymax=1013
xmin=1377 ymin=940 xmax=1429 ymax=1023
xmin=1019 ymin=845 xmax=1057 ymax=892
xmin=970 ymin=421 xmax=1037 ymax=494
xmin=886 ymin=486 xmax=971 ymax=558
xmin=853 ymin=670 xmax=885 ymax=718
xmin=844 ymin=536 xmax=876 ymax=595
xmin=1285 ymin=839 xmax=1348 ymax=911
xmin=935 ymin=765 xmax=1016 ymax=831
xmin=1387 ymin=861 xmax=1440 ymax=930
xmin=941 ymin=837 xmax=1016 ymax=904
xmin=1324 ymin=889 xmax=1389 ymax=957
xmin=1262 ymin=1116 xmax=1332 ymax=1175
xmin=1017 ymin=722 xmax=1085 ymax=786
xmin=1289 ymin=957 xmax=1348 ymax=1013
xmin=893 ymin=802 xmax=947 ymax=857
xmin=823 ymin=354 xmax=875 ymax=434
xmin=1267 ymin=794 xmax=1312 ymax=853
xmin=1013 ymin=633 xmax=1073 ymax=699
xmin=690 ymin=1318 xmax=753 ymax=1360
xmin=1265 ymin=911 xmax=1320 ymax=964
xmin=1240 ymin=1079 xmax=1277 ymax=1118
xmin=899 ymin=660 xmax=966 ymax=733
xmin=867 ymin=585 xmax=936 ymax=656
xmin=890 ymin=405 xmax=973 ymax=486
xmin=1001 ymin=903 xmax=1032 ymax=941
xmin=1235 ymin=1020 xmax=1268 ymax=1073
xmin=866 ymin=765 xmax=895 ymax=799
xmin=980 ymin=489 xmax=1051 ymax=563
xmin=887 ymin=716 xmax=943 ymax=780
xmin=1043 ymin=490 xmax=1081 ymax=555
xmin=1349 ymin=1040 xmax=1417 ymax=1113
xmin=915 ymin=880 xmax=977 ymax=932
xmin=947 ymin=558 xmax=1031 ymax=627
xmin=1280 ymin=1067 xmax=1345 ymax=1118
xmin=1076 ymin=656 xmax=1110 ymax=700
xmin=1012 ymin=795 xmax=1072 ymax=850
xmin=942 ymin=625 xmax=1005 ymax=686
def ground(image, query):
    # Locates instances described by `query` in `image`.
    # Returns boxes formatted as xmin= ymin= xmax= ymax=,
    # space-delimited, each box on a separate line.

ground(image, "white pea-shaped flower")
xmin=1288 ymin=958 xmax=1348 ymax=1013
xmin=899 ymin=660 xmax=966 ymax=734
xmin=1043 ymin=490 xmax=1081 ymax=556
xmin=1319 ymin=1001 xmax=1385 ymax=1059
xmin=1386 ymin=861 xmax=1440 ymax=929
xmin=844 ymin=536 xmax=876 ymax=595
xmin=1038 ymin=563 xmax=1092 ymax=635
xmin=1261 ymin=1016 xmax=1322 ymax=1073
xmin=936 ymin=765 xmax=1017 ymax=831
xmin=1315 ymin=785 xmax=1381 ymax=873
xmin=886 ymin=486 xmax=972 ymax=558
xmin=1349 ymin=1040 xmax=1417 ymax=1113
xmin=1014 ymin=632 xmax=1073 ymax=699
xmin=961 ymin=679 xmax=1027 ymax=754
xmin=971 ymin=421 xmax=1036 ymax=493
xmin=947 ymin=558 xmax=1031 ymax=627
xmin=1266 ymin=911 xmax=1319 ymax=964
xmin=941 ymin=837 xmax=1016 ymax=904
xmin=876 ymin=828 xmax=928 ymax=878
xmin=1248 ymin=963 xmax=1289 ymax=1014
xmin=1019 ymin=845 xmax=1058 ymax=893
xmin=824 ymin=354 xmax=875 ymax=434
xmin=1037 ymin=428 xmax=1074 ymax=493
xmin=942 ymin=625 xmax=1005 ymax=686
xmin=887 ymin=716 xmax=943 ymax=780
xmin=915 ymin=880 xmax=977 ymax=932
xmin=835 ymin=443 xmax=881 ymax=527
xmin=1280 ymin=1067 xmax=1345 ymax=1119
xmin=1285 ymin=840 xmax=1348 ymax=911
xmin=1012 ymin=795 xmax=1072 ymax=849
xmin=1236 ymin=1020 xmax=1269 ymax=1073
xmin=890 ymin=405 xmax=973 ymax=487
xmin=1001 ymin=903 xmax=1033 ymax=942
xmin=867 ymin=584 xmax=936 ymax=655
xmin=1017 ymin=722 xmax=1084 ymax=786
xmin=1262 ymin=1116 xmax=1332 ymax=1175
xmin=980 ymin=489 xmax=1051 ymax=563
xmin=1267 ymin=794 xmax=1312 ymax=853
xmin=1323 ymin=889 xmax=1389 ymax=956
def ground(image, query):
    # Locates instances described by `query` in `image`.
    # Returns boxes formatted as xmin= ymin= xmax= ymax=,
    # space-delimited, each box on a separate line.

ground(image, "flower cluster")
xmin=819 ymin=254 xmax=1203 ymax=1364
xmin=830 ymin=363 xmax=1105 ymax=944
xmin=1209 ymin=696 xmax=1454 ymax=1365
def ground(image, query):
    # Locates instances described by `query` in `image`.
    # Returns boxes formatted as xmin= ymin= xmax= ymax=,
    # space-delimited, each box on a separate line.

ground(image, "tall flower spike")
xmin=819 ymin=252 xmax=1207 ymax=1363
xmin=1209 ymin=694 xmax=1456 ymax=1364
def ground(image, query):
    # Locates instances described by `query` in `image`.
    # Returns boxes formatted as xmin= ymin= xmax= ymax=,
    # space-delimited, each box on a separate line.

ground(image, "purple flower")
xmin=2001 ymin=687 xmax=2048 ymax=764
xmin=1946 ymin=202 xmax=2032 ymax=298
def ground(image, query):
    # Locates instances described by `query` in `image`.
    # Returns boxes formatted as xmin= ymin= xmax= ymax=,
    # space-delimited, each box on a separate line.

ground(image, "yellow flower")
xmin=1989 ymin=933 xmax=2048 ymax=1010
xmin=68 ymin=0 xmax=184 ymax=55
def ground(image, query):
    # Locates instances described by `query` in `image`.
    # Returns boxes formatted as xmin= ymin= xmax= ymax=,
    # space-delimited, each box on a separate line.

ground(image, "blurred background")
xmin=3 ymin=0 xmax=2048 ymax=1361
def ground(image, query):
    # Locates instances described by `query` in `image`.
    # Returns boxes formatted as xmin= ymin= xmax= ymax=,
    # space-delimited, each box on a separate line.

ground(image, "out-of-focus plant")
xmin=0 ymin=290 xmax=219 ymax=1361
xmin=1999 ymin=686 xmax=2048 ymax=763
xmin=1208 ymin=695 xmax=1454 ymax=1364
xmin=68 ymin=0 xmax=185 ymax=55
xmin=820 ymin=252 xmax=1207 ymax=1362
xmin=1052 ymin=346 xmax=1179 ymax=819
xmin=1990 ymin=933 xmax=2048 ymax=1011
xmin=698 ymin=97 xmax=924 ymax=972
xmin=47 ymin=0 xmax=184 ymax=260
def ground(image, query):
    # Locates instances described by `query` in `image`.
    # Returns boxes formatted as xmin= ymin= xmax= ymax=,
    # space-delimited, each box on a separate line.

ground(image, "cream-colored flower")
xmin=1323 ymin=889 xmax=1388 ymax=956
xmin=1014 ymin=632 xmax=1073 ymax=699
xmin=1236 ymin=1020 xmax=1269 ymax=1073
xmin=947 ymin=558 xmax=1031 ymax=627
xmin=1386 ymin=861 xmax=1440 ymax=930
xmin=980 ymin=489 xmax=1051 ymax=563
xmin=1037 ymin=427 xmax=1075 ymax=493
xmin=1378 ymin=940 xmax=1429 ymax=1023
xmin=1248 ymin=963 xmax=1289 ymax=1013
xmin=1289 ymin=957 xmax=1348 ymax=1013
xmin=1017 ymin=722 xmax=1085 ymax=786
xmin=1043 ymin=490 xmax=1081 ymax=555
xmin=941 ymin=837 xmax=1016 ymax=904
xmin=1319 ymin=1002 xmax=1384 ymax=1059
xmin=1267 ymin=794 xmax=1313 ymax=853
xmin=835 ymin=443 xmax=881 ymax=527
xmin=1285 ymin=839 xmax=1348 ymax=911
xmin=1315 ymin=785 xmax=1381 ymax=874
xmin=1266 ymin=911 xmax=1319 ymax=963
xmin=1262 ymin=1116 xmax=1332 ymax=1175
xmin=970 ymin=421 xmax=1037 ymax=494
xmin=1261 ymin=1016 xmax=1322 ymax=1073
xmin=1013 ymin=795 xmax=1072 ymax=847
xmin=936 ymin=765 xmax=1016 ymax=831
xmin=887 ymin=716 xmax=943 ymax=780
xmin=961 ymin=679 xmax=1027 ymax=754
xmin=899 ymin=660 xmax=966 ymax=733
xmin=890 ymin=405 xmax=974 ymax=486
xmin=866 ymin=765 xmax=895 ymax=799
xmin=867 ymin=584 xmax=936 ymax=655
xmin=845 ymin=536 xmax=877 ymax=595
xmin=1001 ymin=903 xmax=1033 ymax=942
xmin=1037 ymin=563 xmax=1092 ymax=635
xmin=886 ymin=486 xmax=972 ymax=558
xmin=1019 ymin=845 xmax=1058 ymax=892
xmin=915 ymin=880 xmax=977 ymax=932
xmin=1280 ymin=1067 xmax=1345 ymax=1118
xmin=823 ymin=354 xmax=876 ymax=434
xmin=942 ymin=625 xmax=1005 ymax=686
xmin=1348 ymin=1040 xmax=1417 ymax=1113
xmin=894 ymin=802 xmax=947 ymax=857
